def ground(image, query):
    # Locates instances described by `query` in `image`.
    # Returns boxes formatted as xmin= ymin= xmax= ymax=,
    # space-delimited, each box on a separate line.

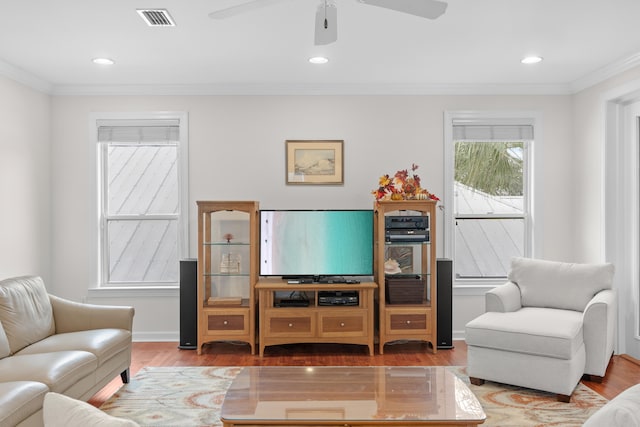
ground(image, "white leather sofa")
xmin=465 ymin=257 xmax=616 ymax=402
xmin=0 ymin=276 xmax=134 ymax=427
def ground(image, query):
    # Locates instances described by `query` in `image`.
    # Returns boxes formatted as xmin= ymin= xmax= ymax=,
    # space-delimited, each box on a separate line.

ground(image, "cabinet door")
xmin=205 ymin=211 xmax=252 ymax=303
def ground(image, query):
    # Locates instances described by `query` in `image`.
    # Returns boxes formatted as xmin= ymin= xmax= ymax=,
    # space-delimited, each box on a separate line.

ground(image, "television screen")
xmin=260 ymin=210 xmax=374 ymax=278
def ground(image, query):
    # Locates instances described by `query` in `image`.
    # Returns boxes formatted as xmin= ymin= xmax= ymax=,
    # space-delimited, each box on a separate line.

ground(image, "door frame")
xmin=604 ymin=79 xmax=640 ymax=357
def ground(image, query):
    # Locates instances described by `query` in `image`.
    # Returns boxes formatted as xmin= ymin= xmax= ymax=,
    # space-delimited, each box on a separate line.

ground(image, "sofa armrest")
xmin=583 ymin=288 xmax=616 ymax=377
xmin=49 ymin=295 xmax=134 ymax=333
xmin=485 ymin=281 xmax=522 ymax=312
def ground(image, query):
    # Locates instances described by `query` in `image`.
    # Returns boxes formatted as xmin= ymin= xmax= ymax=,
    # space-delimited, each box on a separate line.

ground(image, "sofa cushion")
xmin=16 ymin=329 xmax=132 ymax=366
xmin=583 ymin=384 xmax=640 ymax=427
xmin=0 ymin=322 xmax=10 ymax=359
xmin=0 ymin=351 xmax=97 ymax=394
xmin=465 ymin=307 xmax=584 ymax=359
xmin=0 ymin=381 xmax=48 ymax=427
xmin=508 ymin=257 xmax=614 ymax=312
xmin=0 ymin=276 xmax=55 ymax=354
xmin=43 ymin=392 xmax=140 ymax=427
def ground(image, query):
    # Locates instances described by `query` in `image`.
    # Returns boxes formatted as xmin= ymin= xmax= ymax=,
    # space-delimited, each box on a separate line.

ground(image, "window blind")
xmin=97 ymin=119 xmax=180 ymax=143
xmin=453 ymin=124 xmax=533 ymax=141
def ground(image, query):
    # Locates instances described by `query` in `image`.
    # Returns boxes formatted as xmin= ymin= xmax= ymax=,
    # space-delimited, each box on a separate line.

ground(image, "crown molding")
xmin=50 ymin=82 xmax=573 ymax=96
xmin=0 ymin=59 xmax=52 ymax=93
xmin=5 ymin=54 xmax=640 ymax=97
xmin=570 ymin=52 xmax=640 ymax=94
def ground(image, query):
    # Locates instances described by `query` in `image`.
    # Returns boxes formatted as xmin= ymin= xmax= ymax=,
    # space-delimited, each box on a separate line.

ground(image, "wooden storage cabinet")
xmin=256 ymin=279 xmax=376 ymax=356
xmin=196 ymin=201 xmax=259 ymax=355
xmin=374 ymin=200 xmax=437 ymax=354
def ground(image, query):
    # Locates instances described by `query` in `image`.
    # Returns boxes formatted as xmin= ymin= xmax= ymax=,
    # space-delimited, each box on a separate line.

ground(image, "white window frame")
xmin=89 ymin=111 xmax=189 ymax=289
xmin=443 ymin=111 xmax=543 ymax=294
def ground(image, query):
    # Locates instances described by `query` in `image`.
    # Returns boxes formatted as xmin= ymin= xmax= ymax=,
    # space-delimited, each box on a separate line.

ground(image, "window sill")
xmin=87 ymin=286 xmax=179 ymax=299
xmin=453 ymin=281 xmax=505 ymax=296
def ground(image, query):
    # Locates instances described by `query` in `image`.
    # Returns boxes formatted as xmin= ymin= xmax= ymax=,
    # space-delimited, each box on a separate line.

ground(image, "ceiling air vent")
xmin=137 ymin=9 xmax=176 ymax=26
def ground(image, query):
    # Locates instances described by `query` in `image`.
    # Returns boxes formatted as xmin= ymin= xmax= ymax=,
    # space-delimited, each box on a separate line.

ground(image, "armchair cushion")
xmin=508 ymin=257 xmax=614 ymax=312
xmin=465 ymin=307 xmax=584 ymax=359
xmin=0 ymin=351 xmax=97 ymax=393
xmin=15 ymin=329 xmax=131 ymax=366
xmin=0 ymin=276 xmax=55 ymax=354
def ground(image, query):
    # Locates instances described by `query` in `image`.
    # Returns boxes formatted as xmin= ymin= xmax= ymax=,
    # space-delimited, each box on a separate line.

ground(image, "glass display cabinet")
xmin=196 ymin=201 xmax=258 ymax=355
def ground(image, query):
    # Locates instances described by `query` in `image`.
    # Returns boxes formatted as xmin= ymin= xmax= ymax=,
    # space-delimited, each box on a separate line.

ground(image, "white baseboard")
xmin=133 ymin=331 xmax=179 ymax=342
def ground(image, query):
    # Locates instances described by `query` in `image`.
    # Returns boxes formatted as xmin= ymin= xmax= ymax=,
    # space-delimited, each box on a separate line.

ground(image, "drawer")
xmin=266 ymin=314 xmax=313 ymax=336
xmin=319 ymin=313 xmax=366 ymax=337
xmin=388 ymin=313 xmax=429 ymax=333
xmin=205 ymin=313 xmax=247 ymax=333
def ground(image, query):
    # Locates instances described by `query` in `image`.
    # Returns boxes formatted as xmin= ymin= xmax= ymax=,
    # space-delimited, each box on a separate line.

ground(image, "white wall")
xmin=0 ymin=75 xmax=51 ymax=281
xmin=49 ymin=94 xmax=574 ymax=340
xmin=573 ymin=66 xmax=640 ymax=261
xmin=573 ymin=65 xmax=640 ymax=358
xmin=4 ymin=64 xmax=640 ymax=348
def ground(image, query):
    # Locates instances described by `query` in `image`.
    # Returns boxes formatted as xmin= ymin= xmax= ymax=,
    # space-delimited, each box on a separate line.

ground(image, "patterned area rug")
xmin=100 ymin=366 xmax=607 ymax=426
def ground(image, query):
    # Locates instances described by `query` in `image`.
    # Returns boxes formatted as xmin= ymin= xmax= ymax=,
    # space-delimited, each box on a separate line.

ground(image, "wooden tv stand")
xmin=256 ymin=278 xmax=377 ymax=356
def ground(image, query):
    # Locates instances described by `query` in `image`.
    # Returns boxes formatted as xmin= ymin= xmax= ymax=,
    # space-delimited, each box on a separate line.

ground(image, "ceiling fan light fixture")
xmin=92 ymin=58 xmax=115 ymax=65
xmin=309 ymin=56 xmax=329 ymax=64
xmin=521 ymin=55 xmax=543 ymax=64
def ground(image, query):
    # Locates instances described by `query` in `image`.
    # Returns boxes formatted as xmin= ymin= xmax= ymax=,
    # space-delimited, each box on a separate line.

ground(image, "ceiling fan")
xmin=208 ymin=0 xmax=448 ymax=46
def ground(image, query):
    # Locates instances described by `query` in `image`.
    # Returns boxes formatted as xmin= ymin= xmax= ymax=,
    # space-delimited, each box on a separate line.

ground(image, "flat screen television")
xmin=259 ymin=210 xmax=374 ymax=280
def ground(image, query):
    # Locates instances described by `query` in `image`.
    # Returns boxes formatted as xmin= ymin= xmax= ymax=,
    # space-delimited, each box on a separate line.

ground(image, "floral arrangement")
xmin=372 ymin=164 xmax=439 ymax=202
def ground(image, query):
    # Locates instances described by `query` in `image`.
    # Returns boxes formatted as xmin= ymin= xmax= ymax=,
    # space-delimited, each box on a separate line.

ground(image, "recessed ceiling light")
xmin=309 ymin=56 xmax=329 ymax=64
xmin=92 ymin=58 xmax=115 ymax=65
xmin=521 ymin=56 xmax=543 ymax=64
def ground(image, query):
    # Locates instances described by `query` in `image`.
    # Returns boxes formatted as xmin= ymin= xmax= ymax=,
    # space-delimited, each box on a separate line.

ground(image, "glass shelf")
xmin=204 ymin=273 xmax=251 ymax=277
xmin=203 ymin=242 xmax=250 ymax=246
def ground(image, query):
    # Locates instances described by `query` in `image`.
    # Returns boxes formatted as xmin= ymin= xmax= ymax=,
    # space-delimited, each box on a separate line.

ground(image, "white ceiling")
xmin=2 ymin=0 xmax=640 ymax=95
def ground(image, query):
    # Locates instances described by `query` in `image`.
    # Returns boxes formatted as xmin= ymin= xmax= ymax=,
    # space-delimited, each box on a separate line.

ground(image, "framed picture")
xmin=286 ymin=140 xmax=344 ymax=185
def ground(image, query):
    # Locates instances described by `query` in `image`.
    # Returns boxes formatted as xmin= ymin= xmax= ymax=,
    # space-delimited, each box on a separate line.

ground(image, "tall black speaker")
xmin=179 ymin=258 xmax=198 ymax=350
xmin=437 ymin=258 xmax=454 ymax=349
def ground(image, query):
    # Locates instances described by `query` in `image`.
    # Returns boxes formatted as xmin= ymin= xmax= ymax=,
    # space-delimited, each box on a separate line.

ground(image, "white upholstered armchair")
xmin=465 ymin=257 xmax=616 ymax=402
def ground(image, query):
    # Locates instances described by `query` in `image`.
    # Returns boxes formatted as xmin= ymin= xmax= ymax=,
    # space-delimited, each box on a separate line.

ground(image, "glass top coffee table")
xmin=221 ymin=366 xmax=485 ymax=426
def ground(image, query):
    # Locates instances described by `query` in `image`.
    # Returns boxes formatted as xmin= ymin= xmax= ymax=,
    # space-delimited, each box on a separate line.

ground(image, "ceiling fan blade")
xmin=209 ymin=0 xmax=292 ymax=19
xmin=314 ymin=2 xmax=338 ymax=45
xmin=358 ymin=0 xmax=447 ymax=20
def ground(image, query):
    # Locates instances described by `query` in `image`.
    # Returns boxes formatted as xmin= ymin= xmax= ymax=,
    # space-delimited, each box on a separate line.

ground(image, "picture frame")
xmin=286 ymin=140 xmax=344 ymax=185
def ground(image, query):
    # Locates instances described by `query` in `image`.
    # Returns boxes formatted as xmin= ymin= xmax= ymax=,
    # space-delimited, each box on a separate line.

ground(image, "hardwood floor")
xmin=89 ymin=340 xmax=640 ymax=407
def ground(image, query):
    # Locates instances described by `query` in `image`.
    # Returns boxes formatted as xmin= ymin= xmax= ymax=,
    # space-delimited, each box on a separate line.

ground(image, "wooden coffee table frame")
xmin=221 ymin=366 xmax=485 ymax=427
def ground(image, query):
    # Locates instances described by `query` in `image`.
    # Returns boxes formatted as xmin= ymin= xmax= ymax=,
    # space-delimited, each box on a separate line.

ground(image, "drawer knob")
xmin=406 ymin=320 xmax=411 ymax=324
xmin=288 ymin=323 xmax=293 ymax=328
xmin=340 ymin=322 xmax=345 ymax=327
xmin=223 ymin=320 xmax=228 ymax=325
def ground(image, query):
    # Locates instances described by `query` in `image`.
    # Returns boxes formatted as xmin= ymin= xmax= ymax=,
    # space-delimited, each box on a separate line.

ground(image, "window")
xmin=444 ymin=113 xmax=536 ymax=286
xmin=93 ymin=113 xmax=188 ymax=287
